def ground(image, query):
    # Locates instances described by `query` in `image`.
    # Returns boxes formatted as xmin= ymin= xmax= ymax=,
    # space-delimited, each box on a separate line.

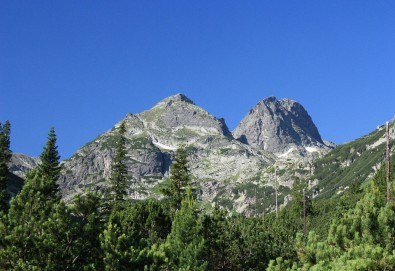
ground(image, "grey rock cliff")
xmin=233 ymin=97 xmax=328 ymax=156
xmin=59 ymin=93 xmax=273 ymax=203
xmin=9 ymin=94 xmax=337 ymax=213
xmin=9 ymin=153 xmax=40 ymax=178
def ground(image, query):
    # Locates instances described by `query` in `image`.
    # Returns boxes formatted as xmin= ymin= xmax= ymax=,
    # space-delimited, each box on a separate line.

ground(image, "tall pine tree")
xmin=162 ymin=187 xmax=207 ymax=270
xmin=108 ymin=121 xmax=128 ymax=206
xmin=38 ymin=127 xmax=61 ymax=200
xmin=161 ymin=146 xmax=191 ymax=210
xmin=0 ymin=121 xmax=11 ymax=212
xmin=0 ymin=127 xmax=81 ymax=270
xmin=71 ymin=191 xmax=105 ymax=270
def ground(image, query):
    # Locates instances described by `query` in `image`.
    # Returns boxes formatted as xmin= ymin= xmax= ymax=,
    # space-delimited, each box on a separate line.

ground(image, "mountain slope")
xmin=59 ymin=94 xmax=273 ymax=207
xmin=9 ymin=153 xmax=40 ymax=178
xmin=10 ymin=94 xmax=391 ymax=215
xmin=310 ymin=120 xmax=395 ymax=199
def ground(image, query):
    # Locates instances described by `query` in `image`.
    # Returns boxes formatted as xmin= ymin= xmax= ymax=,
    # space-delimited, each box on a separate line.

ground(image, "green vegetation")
xmin=38 ymin=127 xmax=62 ymax=199
xmin=0 ymin=128 xmax=79 ymax=270
xmin=174 ymin=127 xmax=200 ymax=139
xmin=312 ymin=125 xmax=390 ymax=199
xmin=160 ymin=146 xmax=192 ymax=211
xmin=108 ymin=122 xmax=128 ymax=206
xmin=0 ymin=121 xmax=11 ymax=212
xmin=1 ymin=119 xmax=394 ymax=270
xmin=268 ymin=162 xmax=395 ymax=270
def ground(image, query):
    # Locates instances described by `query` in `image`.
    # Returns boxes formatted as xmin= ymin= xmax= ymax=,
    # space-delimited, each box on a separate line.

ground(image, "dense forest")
xmin=0 ymin=120 xmax=394 ymax=271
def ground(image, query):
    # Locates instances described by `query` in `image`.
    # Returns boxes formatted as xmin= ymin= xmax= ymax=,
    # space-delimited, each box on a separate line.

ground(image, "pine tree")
xmin=0 ymin=121 xmax=11 ymax=212
xmin=0 ymin=170 xmax=80 ymax=270
xmin=71 ymin=191 xmax=105 ymax=270
xmin=100 ymin=199 xmax=171 ymax=270
xmin=108 ymin=122 xmax=128 ymax=206
xmin=38 ymin=127 xmax=61 ymax=200
xmin=289 ymin=180 xmax=313 ymax=230
xmin=161 ymin=146 xmax=191 ymax=210
xmin=267 ymin=163 xmax=395 ymax=271
xmin=162 ymin=187 xmax=207 ymax=270
xmin=0 ymin=130 xmax=81 ymax=270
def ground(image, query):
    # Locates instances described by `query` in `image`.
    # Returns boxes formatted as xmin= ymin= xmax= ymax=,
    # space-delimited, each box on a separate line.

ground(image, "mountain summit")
xmin=8 ymin=94 xmax=353 ymax=214
xmin=233 ymin=97 xmax=326 ymax=156
xmin=59 ymin=94 xmax=270 ymax=202
xmin=154 ymin=93 xmax=195 ymax=106
xmin=142 ymin=93 xmax=231 ymax=139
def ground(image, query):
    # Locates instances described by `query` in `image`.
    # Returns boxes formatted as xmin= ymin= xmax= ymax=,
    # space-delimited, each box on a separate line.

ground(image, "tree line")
xmin=0 ymin=120 xmax=394 ymax=270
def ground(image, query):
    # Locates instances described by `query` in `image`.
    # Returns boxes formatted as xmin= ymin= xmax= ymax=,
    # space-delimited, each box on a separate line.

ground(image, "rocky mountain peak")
xmin=154 ymin=93 xmax=195 ymax=108
xmin=58 ymin=94 xmax=272 ymax=203
xmin=137 ymin=93 xmax=231 ymax=139
xmin=262 ymin=96 xmax=277 ymax=103
xmin=233 ymin=96 xmax=326 ymax=156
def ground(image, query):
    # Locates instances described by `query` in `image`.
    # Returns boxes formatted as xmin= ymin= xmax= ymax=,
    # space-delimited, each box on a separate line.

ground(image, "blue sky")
xmin=1 ymin=1 xmax=394 ymax=159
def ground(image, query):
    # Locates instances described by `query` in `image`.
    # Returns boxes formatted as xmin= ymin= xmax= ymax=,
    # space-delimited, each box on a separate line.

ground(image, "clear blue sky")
xmin=1 ymin=1 xmax=394 ymax=159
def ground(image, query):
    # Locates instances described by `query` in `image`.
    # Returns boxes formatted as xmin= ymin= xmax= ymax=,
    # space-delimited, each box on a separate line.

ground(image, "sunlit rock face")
xmin=233 ymin=96 xmax=329 ymax=157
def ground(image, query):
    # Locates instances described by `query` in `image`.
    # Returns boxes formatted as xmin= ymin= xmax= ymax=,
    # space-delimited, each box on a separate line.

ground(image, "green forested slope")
xmin=312 ymin=122 xmax=393 ymax=199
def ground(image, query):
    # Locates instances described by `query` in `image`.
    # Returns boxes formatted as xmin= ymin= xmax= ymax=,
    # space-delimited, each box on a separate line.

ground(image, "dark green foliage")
xmin=268 ymin=162 xmax=395 ymax=270
xmin=0 ymin=128 xmax=82 ymax=270
xmin=0 ymin=120 xmax=392 ymax=270
xmin=0 ymin=121 xmax=11 ymax=212
xmin=203 ymin=211 xmax=267 ymax=270
xmin=201 ymin=207 xmax=229 ymax=269
xmin=201 ymin=205 xmax=299 ymax=270
xmin=162 ymin=188 xmax=207 ymax=271
xmin=38 ymin=127 xmax=61 ymax=200
xmin=100 ymin=199 xmax=171 ymax=271
xmin=309 ymin=189 xmax=363 ymax=238
xmin=161 ymin=146 xmax=191 ymax=211
xmin=71 ymin=191 xmax=105 ymax=270
xmin=0 ymin=169 xmax=80 ymax=270
xmin=312 ymin=124 xmax=391 ymax=199
xmin=288 ymin=180 xmax=314 ymax=232
xmin=108 ymin=122 xmax=128 ymax=206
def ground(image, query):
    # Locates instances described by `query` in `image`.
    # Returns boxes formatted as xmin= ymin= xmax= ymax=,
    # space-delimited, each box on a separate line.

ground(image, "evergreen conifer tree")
xmin=162 ymin=187 xmax=207 ymax=270
xmin=38 ymin=127 xmax=61 ymax=200
xmin=268 ymin=163 xmax=395 ymax=271
xmin=71 ymin=191 xmax=105 ymax=270
xmin=0 ymin=128 xmax=81 ymax=270
xmin=108 ymin=122 xmax=128 ymax=206
xmin=289 ymin=180 xmax=313 ymax=230
xmin=100 ymin=199 xmax=171 ymax=270
xmin=0 ymin=121 xmax=11 ymax=212
xmin=161 ymin=146 xmax=191 ymax=210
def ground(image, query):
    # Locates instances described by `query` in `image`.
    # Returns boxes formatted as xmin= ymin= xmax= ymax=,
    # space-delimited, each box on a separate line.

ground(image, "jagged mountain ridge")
xmin=9 ymin=93 xmax=353 ymax=213
xmin=58 ymin=94 xmax=274 ymax=207
xmin=233 ymin=96 xmax=329 ymax=157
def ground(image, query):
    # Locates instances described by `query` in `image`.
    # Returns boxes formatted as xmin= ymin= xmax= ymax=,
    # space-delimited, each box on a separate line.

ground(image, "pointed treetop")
xmin=108 ymin=121 xmax=128 ymax=207
xmin=39 ymin=127 xmax=61 ymax=185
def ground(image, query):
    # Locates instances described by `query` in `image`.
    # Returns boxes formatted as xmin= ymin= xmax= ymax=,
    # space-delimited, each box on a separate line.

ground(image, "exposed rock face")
xmin=233 ymin=97 xmax=328 ymax=156
xmin=59 ymin=94 xmax=272 ymax=202
xmin=9 ymin=97 xmax=394 ymax=214
xmin=10 ymin=94 xmax=336 ymax=213
xmin=6 ymin=154 xmax=40 ymax=196
xmin=8 ymin=153 xmax=40 ymax=178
